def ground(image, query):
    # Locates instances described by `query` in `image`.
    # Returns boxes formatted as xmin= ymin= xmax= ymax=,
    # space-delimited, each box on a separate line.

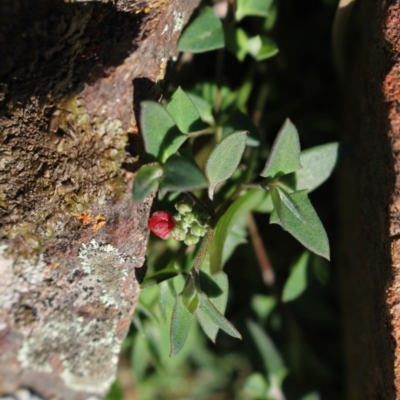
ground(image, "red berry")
xmin=148 ymin=211 xmax=176 ymax=239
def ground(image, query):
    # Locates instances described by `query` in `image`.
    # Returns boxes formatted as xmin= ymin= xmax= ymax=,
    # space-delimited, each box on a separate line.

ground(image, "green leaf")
xmin=247 ymin=35 xmax=279 ymax=61
xmin=177 ymin=7 xmax=225 ymax=53
xmin=170 ymin=294 xmax=195 ymax=356
xmin=242 ymin=373 xmax=269 ymax=398
xmin=253 ymin=191 xmax=274 ymax=213
xmin=160 ymin=153 xmax=208 ymax=193
xmin=197 ymin=292 xmax=241 ymax=339
xmin=226 ymin=27 xmax=249 ymax=62
xmin=210 ymin=189 xmax=266 ymax=273
xmin=260 ymin=119 xmax=301 ymax=178
xmin=247 ymin=320 xmax=287 ymax=384
xmin=274 ymin=186 xmax=306 ymax=224
xmin=294 ymin=142 xmax=339 ymax=192
xmin=187 ymin=92 xmax=215 ymax=125
xmin=300 ymin=393 xmax=321 ymax=400
xmin=140 ymin=101 xmax=186 ymax=162
xmin=104 ymin=381 xmax=124 ymax=400
xmin=251 ymin=295 xmax=277 ymax=321
xmin=140 ymin=268 xmax=180 ymax=289
xmin=205 ymin=131 xmax=247 ymax=199
xmin=181 ymin=274 xmax=200 ymax=314
xmin=131 ymin=333 xmax=149 ymax=382
xmin=166 ymin=87 xmax=202 ymax=133
xmin=270 ymin=190 xmax=330 ymax=260
xmin=282 ymin=252 xmax=310 ymax=302
xmin=236 ymin=0 xmax=273 ymax=21
xmin=222 ymin=214 xmax=248 ymax=263
xmin=132 ymin=164 xmax=163 ymax=203
xmin=196 ymin=254 xmax=229 ymax=342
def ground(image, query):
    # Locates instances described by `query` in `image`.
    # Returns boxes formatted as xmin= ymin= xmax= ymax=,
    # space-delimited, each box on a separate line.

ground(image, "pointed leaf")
xmin=277 ymin=186 xmax=306 ymax=223
xmin=260 ymin=119 xmax=301 ymax=178
xmin=205 ymin=131 xmax=247 ymax=199
xmin=196 ymin=254 xmax=229 ymax=342
xmin=294 ymin=142 xmax=339 ymax=192
xmin=248 ymin=35 xmax=279 ymax=61
xmin=270 ymin=190 xmax=330 ymax=260
xmin=247 ymin=320 xmax=287 ymax=380
xmin=187 ymin=92 xmax=215 ymax=125
xmin=236 ymin=0 xmax=273 ymax=20
xmin=270 ymin=186 xmax=285 ymax=226
xmin=131 ymin=333 xmax=149 ymax=382
xmin=282 ymin=252 xmax=310 ymax=302
xmin=170 ymin=294 xmax=195 ymax=356
xmin=198 ymin=292 xmax=241 ymax=339
xmin=132 ymin=164 xmax=163 ymax=203
xmin=160 ymin=153 xmax=208 ymax=192
xmin=242 ymin=373 xmax=269 ymax=398
xmin=177 ymin=7 xmax=225 ymax=53
xmin=140 ymin=101 xmax=186 ymax=162
xmin=181 ymin=274 xmax=200 ymax=314
xmin=166 ymin=87 xmax=202 ymax=133
xmin=210 ymin=189 xmax=266 ymax=273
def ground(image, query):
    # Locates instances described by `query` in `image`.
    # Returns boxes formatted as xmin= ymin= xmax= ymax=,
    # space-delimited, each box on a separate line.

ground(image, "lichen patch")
xmin=78 ymin=239 xmax=128 ymax=307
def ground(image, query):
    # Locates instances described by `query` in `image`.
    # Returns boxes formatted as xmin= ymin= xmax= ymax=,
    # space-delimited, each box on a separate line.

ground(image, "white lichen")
xmin=17 ymin=312 xmax=121 ymax=393
xmin=78 ymin=239 xmax=128 ymax=307
xmin=173 ymin=10 xmax=185 ymax=33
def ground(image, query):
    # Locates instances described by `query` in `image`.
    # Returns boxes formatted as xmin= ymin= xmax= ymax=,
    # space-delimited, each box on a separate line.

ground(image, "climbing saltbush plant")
xmin=113 ymin=2 xmax=340 ymax=399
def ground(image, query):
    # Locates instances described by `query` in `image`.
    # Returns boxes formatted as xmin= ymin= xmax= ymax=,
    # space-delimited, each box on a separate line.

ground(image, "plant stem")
xmin=247 ymin=212 xmax=275 ymax=286
xmin=184 ymin=191 xmax=215 ymax=218
xmin=187 ymin=127 xmax=215 ymax=138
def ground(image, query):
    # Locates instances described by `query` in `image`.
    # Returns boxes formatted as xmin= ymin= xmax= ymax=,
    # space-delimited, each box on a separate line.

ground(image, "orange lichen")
xmin=92 ymin=215 xmax=106 ymax=231
xmin=75 ymin=212 xmax=106 ymax=231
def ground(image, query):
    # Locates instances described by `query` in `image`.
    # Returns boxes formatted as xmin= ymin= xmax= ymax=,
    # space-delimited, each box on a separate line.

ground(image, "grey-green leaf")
xmin=247 ymin=320 xmax=287 ymax=379
xmin=177 ymin=7 xmax=225 ymax=53
xmin=132 ymin=164 xmax=163 ymax=203
xmin=198 ymin=292 xmax=241 ymax=339
xmin=160 ymin=153 xmax=208 ymax=193
xmin=282 ymin=252 xmax=310 ymax=302
xmin=247 ymin=35 xmax=279 ymax=61
xmin=140 ymin=101 xmax=186 ymax=162
xmin=294 ymin=142 xmax=339 ymax=192
xmin=205 ymin=131 xmax=247 ymax=199
xmin=270 ymin=190 xmax=330 ymax=260
xmin=260 ymin=119 xmax=301 ymax=178
xmin=196 ymin=254 xmax=229 ymax=342
xmin=236 ymin=0 xmax=273 ymax=20
xmin=170 ymin=294 xmax=195 ymax=357
xmin=166 ymin=87 xmax=202 ymax=133
xmin=210 ymin=189 xmax=266 ymax=274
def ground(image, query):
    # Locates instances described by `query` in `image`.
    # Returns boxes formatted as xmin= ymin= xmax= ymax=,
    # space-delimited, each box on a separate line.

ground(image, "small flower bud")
xmin=175 ymin=198 xmax=193 ymax=215
xmin=185 ymin=212 xmax=197 ymax=224
xmin=173 ymin=213 xmax=182 ymax=222
xmin=191 ymin=224 xmax=207 ymax=237
xmin=148 ymin=211 xmax=175 ymax=240
xmin=184 ymin=234 xmax=200 ymax=246
xmin=170 ymin=225 xmax=187 ymax=241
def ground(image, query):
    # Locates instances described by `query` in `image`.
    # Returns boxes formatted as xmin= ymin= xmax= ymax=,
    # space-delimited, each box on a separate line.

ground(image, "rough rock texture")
xmin=0 ymin=0 xmax=200 ymax=399
xmin=339 ymin=1 xmax=400 ymax=399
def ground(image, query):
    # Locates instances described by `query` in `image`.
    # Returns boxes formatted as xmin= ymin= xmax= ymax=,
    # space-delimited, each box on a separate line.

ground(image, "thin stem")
xmin=247 ymin=212 xmax=275 ymax=286
xmin=214 ymin=49 xmax=224 ymax=122
xmin=185 ymin=191 xmax=215 ymax=218
xmin=187 ymin=127 xmax=215 ymax=138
